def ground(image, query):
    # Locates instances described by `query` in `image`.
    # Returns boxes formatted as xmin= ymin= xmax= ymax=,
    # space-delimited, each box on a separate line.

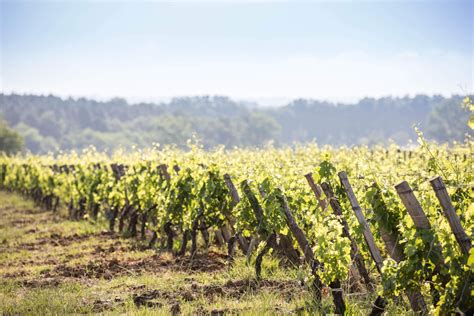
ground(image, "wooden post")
xmin=336 ymin=172 xmax=388 ymax=315
xmin=278 ymin=190 xmax=319 ymax=270
xmin=224 ymin=174 xmax=240 ymax=205
xmin=430 ymin=176 xmax=471 ymax=255
xmin=247 ymin=183 xmax=269 ymax=260
xmin=173 ymin=165 xmax=181 ymax=174
xmin=368 ymin=182 xmax=427 ymax=313
xmin=304 ymin=173 xmax=328 ymax=211
xmin=395 ymin=181 xmax=432 ymax=229
xmin=275 ymin=190 xmax=332 ymax=309
xmin=320 ymin=182 xmax=374 ymax=290
xmin=257 ymin=182 xmax=299 ymax=266
xmin=158 ymin=164 xmax=171 ymax=182
xmin=223 ymin=174 xmax=249 ymax=254
xmin=241 ymin=180 xmax=264 ymax=227
xmin=220 ymin=223 xmax=232 ymax=241
xmin=240 ymin=181 xmax=300 ymax=278
xmin=240 ymin=180 xmax=267 ymax=270
xmin=367 ymin=183 xmax=404 ymax=262
xmin=395 ymin=180 xmax=447 ymax=306
xmin=214 ymin=229 xmax=225 ymax=246
xmin=395 ymin=181 xmax=445 ymax=266
xmin=338 ymin=171 xmax=384 ymax=274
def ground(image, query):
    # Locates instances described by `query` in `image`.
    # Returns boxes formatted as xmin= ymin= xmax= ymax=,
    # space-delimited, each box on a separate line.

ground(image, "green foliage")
xmin=0 ymin=118 xmax=23 ymax=155
xmin=0 ymin=139 xmax=472 ymax=314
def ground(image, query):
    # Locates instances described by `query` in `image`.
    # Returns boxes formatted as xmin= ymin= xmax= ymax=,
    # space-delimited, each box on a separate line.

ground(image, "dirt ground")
xmin=0 ymin=191 xmax=323 ymax=315
xmin=0 ymin=191 xmax=411 ymax=315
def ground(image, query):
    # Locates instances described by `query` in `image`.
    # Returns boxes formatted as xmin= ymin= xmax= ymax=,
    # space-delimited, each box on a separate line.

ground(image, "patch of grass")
xmin=0 ymin=191 xmax=412 ymax=315
xmin=0 ymin=191 xmax=36 ymax=210
xmin=0 ymin=281 xmax=95 ymax=314
xmin=0 ymin=249 xmax=32 ymax=265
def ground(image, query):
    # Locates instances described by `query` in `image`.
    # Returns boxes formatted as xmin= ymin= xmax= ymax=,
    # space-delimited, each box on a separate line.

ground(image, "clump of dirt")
xmin=41 ymin=258 xmax=125 ymax=279
xmin=64 ymin=253 xmax=85 ymax=261
xmin=91 ymin=241 xmax=129 ymax=255
xmin=173 ymin=251 xmax=227 ymax=272
xmin=170 ymin=302 xmax=181 ymax=315
xmin=130 ymin=278 xmax=302 ymax=309
xmin=40 ymin=251 xmax=227 ymax=280
xmin=14 ymin=257 xmax=60 ymax=267
xmin=92 ymin=297 xmax=124 ymax=312
xmin=192 ymin=305 xmax=248 ymax=315
xmin=20 ymin=277 xmax=62 ymax=288
xmin=133 ymin=290 xmax=166 ymax=308
xmin=19 ymin=231 xmax=115 ymax=250
xmin=2 ymin=270 xmax=28 ymax=278
xmin=10 ymin=218 xmax=35 ymax=226
xmin=18 ymin=208 xmax=49 ymax=215
xmin=132 ymin=290 xmax=181 ymax=314
xmin=209 ymin=308 xmax=235 ymax=315
xmin=200 ymin=278 xmax=301 ymax=300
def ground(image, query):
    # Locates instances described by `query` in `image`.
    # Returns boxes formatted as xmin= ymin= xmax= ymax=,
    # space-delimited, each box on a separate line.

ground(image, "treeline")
xmin=0 ymin=93 xmax=471 ymax=153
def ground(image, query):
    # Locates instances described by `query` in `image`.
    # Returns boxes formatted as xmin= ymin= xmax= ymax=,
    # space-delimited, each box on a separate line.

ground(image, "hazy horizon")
xmin=0 ymin=91 xmax=471 ymax=108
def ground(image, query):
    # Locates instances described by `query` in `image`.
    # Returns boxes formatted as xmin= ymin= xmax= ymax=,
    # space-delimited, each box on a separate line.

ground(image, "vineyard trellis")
xmin=0 ymin=142 xmax=472 ymax=314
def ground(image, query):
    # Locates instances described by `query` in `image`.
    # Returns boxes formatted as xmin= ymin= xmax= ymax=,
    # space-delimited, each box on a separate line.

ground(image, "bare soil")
xmin=0 ymin=193 xmax=309 ymax=314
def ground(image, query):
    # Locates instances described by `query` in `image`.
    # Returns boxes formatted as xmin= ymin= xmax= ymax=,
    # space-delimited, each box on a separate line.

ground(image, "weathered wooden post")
xmin=241 ymin=180 xmax=264 ymax=224
xmin=223 ymin=174 xmax=249 ymax=257
xmin=173 ymin=165 xmax=181 ymax=174
xmin=395 ymin=181 xmax=432 ymax=229
xmin=241 ymin=180 xmax=269 ymax=278
xmin=276 ymin=190 xmax=342 ymax=312
xmin=337 ymin=171 xmax=388 ymax=315
xmin=240 ymin=180 xmax=300 ymax=278
xmin=304 ymin=173 xmax=328 ymax=211
xmin=338 ymin=172 xmax=384 ymax=272
xmin=395 ymin=180 xmax=447 ymax=305
xmin=368 ymin=182 xmax=427 ymax=313
xmin=320 ymin=181 xmax=374 ymax=290
xmin=395 ymin=181 xmax=445 ymax=265
xmin=429 ymin=176 xmax=471 ymax=255
xmin=158 ymin=164 xmax=171 ymax=182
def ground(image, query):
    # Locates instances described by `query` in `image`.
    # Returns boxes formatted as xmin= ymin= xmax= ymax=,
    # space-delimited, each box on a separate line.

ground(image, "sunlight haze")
xmin=1 ymin=0 xmax=472 ymax=103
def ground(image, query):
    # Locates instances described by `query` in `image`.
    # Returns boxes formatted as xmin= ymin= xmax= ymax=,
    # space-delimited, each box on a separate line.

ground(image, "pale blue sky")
xmin=1 ymin=0 xmax=472 ymax=104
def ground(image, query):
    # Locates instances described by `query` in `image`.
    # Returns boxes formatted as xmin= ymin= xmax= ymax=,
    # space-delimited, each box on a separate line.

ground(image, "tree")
xmin=0 ymin=118 xmax=23 ymax=154
xmin=425 ymin=98 xmax=473 ymax=142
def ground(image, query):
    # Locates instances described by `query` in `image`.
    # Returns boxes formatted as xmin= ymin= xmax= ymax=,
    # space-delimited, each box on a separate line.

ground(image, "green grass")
xmin=0 ymin=191 xmax=412 ymax=315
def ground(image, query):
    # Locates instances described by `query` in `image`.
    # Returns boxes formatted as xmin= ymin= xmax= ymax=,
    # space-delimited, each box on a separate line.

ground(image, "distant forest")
xmin=0 ymin=93 xmax=471 ymax=153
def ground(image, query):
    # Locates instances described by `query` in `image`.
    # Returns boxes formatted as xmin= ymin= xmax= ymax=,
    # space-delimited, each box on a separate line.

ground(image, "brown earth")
xmin=0 ymin=193 xmax=309 ymax=314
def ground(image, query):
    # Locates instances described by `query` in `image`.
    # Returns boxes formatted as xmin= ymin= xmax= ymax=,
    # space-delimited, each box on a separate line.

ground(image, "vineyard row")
xmin=0 ymin=159 xmax=472 ymax=315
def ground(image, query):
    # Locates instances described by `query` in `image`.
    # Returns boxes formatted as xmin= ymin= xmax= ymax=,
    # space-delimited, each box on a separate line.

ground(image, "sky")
xmin=1 ymin=0 xmax=473 ymax=105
